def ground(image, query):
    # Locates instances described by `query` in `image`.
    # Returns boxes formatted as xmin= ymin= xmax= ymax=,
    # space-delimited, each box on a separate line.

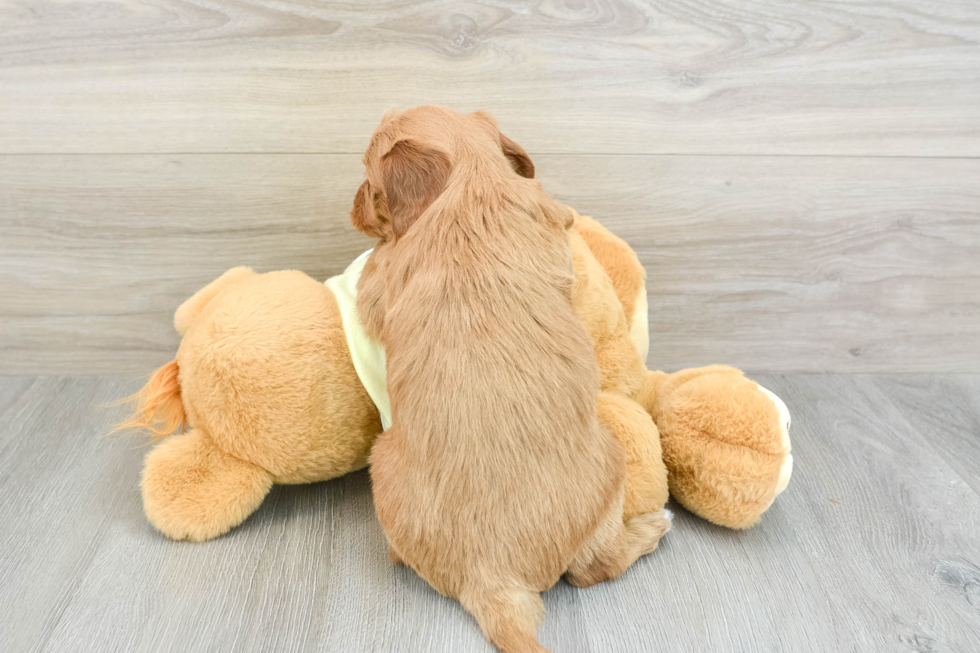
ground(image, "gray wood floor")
xmin=2 ymin=374 xmax=978 ymax=652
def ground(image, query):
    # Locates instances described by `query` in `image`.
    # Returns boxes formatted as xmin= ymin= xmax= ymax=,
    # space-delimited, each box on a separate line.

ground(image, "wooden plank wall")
xmin=1 ymin=0 xmax=978 ymax=374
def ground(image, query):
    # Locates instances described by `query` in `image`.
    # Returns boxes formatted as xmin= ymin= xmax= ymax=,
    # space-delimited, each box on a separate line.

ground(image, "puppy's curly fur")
xmin=352 ymin=106 xmax=668 ymax=653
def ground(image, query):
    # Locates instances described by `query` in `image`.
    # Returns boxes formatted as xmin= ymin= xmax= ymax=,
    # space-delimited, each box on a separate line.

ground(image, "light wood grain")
xmin=1 ymin=374 xmax=979 ymax=651
xmin=867 ymin=376 xmax=980 ymax=498
xmin=2 ymin=154 xmax=978 ymax=374
xmin=0 ymin=377 xmax=145 ymax=652
xmin=1 ymin=0 xmax=979 ymax=156
xmin=557 ymin=155 xmax=980 ymax=373
xmin=0 ymin=154 xmax=369 ymax=374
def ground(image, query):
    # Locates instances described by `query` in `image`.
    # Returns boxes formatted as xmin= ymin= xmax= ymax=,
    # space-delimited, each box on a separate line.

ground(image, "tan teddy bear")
xmin=119 ymin=214 xmax=791 ymax=541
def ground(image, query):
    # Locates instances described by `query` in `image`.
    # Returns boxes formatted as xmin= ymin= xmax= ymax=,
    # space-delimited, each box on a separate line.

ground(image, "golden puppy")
xmin=351 ymin=106 xmax=668 ymax=653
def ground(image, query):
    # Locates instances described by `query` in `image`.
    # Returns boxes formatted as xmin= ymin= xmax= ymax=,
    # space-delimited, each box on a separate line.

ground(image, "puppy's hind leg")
xmin=565 ymin=492 xmax=671 ymax=589
xmin=459 ymin=585 xmax=549 ymax=653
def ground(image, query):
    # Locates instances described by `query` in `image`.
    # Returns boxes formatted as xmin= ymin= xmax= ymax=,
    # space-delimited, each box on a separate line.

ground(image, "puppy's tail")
xmin=460 ymin=585 xmax=549 ymax=653
xmin=109 ymin=359 xmax=185 ymax=441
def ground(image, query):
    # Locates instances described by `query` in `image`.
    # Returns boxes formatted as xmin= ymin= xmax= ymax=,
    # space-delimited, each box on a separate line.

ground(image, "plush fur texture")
xmin=567 ymin=218 xmax=668 ymax=519
xmin=120 ymin=213 xmax=675 ymax=546
xmin=570 ymin=214 xmax=794 ymax=529
xmin=137 ymin=267 xmax=382 ymax=541
xmin=350 ymin=106 xmax=669 ymax=653
xmin=572 ymin=214 xmax=647 ymax=329
xmin=123 ymin=155 xmax=789 ymax=554
xmin=637 ymin=365 xmax=792 ymax=529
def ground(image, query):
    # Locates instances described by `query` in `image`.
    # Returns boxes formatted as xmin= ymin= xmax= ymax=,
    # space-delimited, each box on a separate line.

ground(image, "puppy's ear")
xmin=350 ymin=180 xmax=386 ymax=239
xmin=499 ymin=132 xmax=534 ymax=179
xmin=380 ymin=140 xmax=451 ymax=239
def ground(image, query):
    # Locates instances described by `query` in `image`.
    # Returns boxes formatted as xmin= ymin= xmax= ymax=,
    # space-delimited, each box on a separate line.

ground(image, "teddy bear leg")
xmin=636 ymin=367 xmax=793 ymax=529
xmin=596 ymin=392 xmax=670 ymax=521
xmin=141 ymin=428 xmax=274 ymax=541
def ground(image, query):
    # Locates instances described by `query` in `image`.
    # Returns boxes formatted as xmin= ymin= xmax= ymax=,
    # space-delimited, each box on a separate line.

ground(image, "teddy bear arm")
xmin=571 ymin=214 xmax=646 ymax=328
xmin=597 ymin=392 xmax=669 ymax=521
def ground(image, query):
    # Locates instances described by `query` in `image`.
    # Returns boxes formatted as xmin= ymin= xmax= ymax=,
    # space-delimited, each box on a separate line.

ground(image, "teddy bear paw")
xmin=755 ymin=383 xmax=793 ymax=502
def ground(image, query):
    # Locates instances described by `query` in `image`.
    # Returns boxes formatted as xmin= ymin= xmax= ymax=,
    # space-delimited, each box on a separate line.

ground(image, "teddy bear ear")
xmin=499 ymin=132 xmax=534 ymax=179
xmin=380 ymin=139 xmax=452 ymax=239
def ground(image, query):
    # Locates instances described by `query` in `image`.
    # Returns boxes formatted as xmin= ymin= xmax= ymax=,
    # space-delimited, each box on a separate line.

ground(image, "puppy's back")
xmin=372 ymin=197 xmax=621 ymax=595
